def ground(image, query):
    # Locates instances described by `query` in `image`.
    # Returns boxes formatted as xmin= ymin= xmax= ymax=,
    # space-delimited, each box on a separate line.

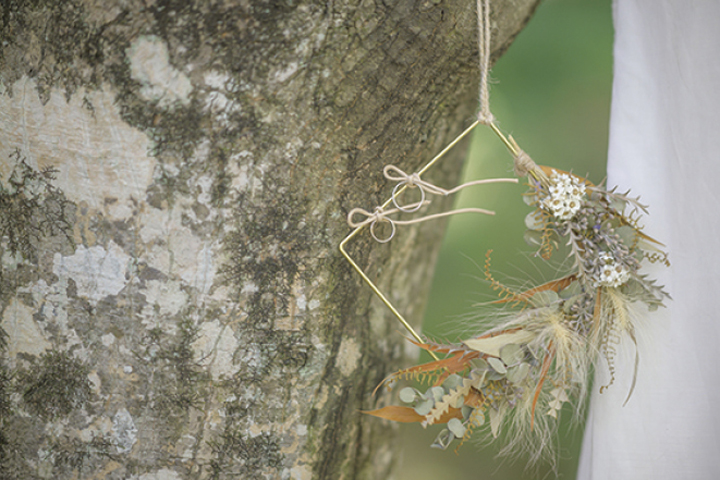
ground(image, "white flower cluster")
xmin=594 ymin=253 xmax=630 ymax=288
xmin=542 ymin=172 xmax=586 ymax=221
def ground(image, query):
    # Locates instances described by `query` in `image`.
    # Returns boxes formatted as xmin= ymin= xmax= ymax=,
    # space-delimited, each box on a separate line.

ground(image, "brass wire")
xmin=339 ymin=120 xmax=524 ymax=362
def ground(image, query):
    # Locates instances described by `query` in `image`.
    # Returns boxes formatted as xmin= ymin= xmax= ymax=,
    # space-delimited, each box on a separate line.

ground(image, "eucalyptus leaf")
xmin=487 ymin=357 xmax=507 ymax=375
xmin=431 ymin=429 xmax=454 ymax=450
xmin=500 ymin=344 xmax=524 ymax=366
xmin=474 ymin=410 xmax=486 ymax=426
xmin=562 ymin=295 xmax=580 ymax=314
xmin=525 ymin=211 xmax=545 ymax=230
xmin=610 ymin=197 xmax=627 ymax=213
xmin=398 ymin=387 xmax=417 ymax=404
xmin=470 ymin=369 xmax=488 ymax=389
xmin=447 ymin=418 xmax=466 ymax=438
xmin=506 ymin=363 xmax=530 ymax=384
xmin=451 ymin=394 xmax=465 ymax=409
xmin=442 ymin=374 xmax=463 ymax=392
xmin=615 ymin=225 xmax=636 ymax=246
xmin=486 ymin=369 xmax=505 ymax=381
xmin=413 ymin=398 xmax=434 ymax=417
xmin=559 ymin=280 xmax=582 ymax=299
xmin=624 ymin=277 xmax=646 ymax=296
xmin=429 ymin=386 xmax=445 ymax=402
xmin=471 ymin=358 xmax=489 ymax=372
xmin=548 ymin=229 xmax=561 ymax=247
xmin=461 ymin=405 xmax=473 ymax=420
xmin=524 ymin=230 xmax=544 ymax=247
xmin=489 ymin=404 xmax=508 ymax=438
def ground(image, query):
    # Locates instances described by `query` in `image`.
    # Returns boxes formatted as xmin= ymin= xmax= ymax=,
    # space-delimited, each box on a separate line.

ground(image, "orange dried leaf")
xmin=373 ymin=349 xmax=478 ymax=395
xmin=537 ymin=165 xmax=595 ymax=187
xmin=531 ymin=342 xmax=555 ymax=430
xmin=361 ymin=406 xmax=425 ymax=423
xmin=464 ymin=388 xmax=484 ymax=408
xmin=405 ymin=338 xmax=458 ymax=355
xmin=491 ymin=275 xmax=576 ymax=305
xmin=636 ymin=229 xmax=666 ymax=247
xmin=433 ymin=407 xmax=464 ymax=425
xmin=363 ymin=405 xmax=463 ymax=425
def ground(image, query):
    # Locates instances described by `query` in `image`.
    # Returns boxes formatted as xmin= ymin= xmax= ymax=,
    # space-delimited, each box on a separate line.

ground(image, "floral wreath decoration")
xmin=339 ymin=0 xmax=670 ymax=465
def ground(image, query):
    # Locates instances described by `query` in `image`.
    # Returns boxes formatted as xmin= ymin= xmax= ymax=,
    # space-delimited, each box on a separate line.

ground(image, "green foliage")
xmin=17 ymin=350 xmax=91 ymax=420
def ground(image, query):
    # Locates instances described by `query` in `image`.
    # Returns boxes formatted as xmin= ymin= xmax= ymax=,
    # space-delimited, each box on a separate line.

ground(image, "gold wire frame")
xmin=339 ymin=119 xmax=523 ymax=361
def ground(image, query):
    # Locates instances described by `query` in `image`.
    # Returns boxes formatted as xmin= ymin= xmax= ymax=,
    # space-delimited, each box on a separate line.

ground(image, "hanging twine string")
xmin=477 ymin=0 xmax=495 ymax=125
xmin=476 ymin=0 xmax=542 ymax=182
xmin=347 ymin=203 xmax=496 ymax=243
xmin=345 ymin=0 xmax=539 ymax=245
xmin=384 ymin=165 xmax=517 ymax=211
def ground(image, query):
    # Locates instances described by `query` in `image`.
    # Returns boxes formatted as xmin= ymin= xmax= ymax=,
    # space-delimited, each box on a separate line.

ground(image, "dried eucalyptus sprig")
xmin=365 ymin=165 xmax=669 ymax=463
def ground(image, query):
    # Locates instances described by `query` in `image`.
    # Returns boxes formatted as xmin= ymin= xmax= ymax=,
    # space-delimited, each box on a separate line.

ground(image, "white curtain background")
xmin=578 ymin=1 xmax=720 ymax=478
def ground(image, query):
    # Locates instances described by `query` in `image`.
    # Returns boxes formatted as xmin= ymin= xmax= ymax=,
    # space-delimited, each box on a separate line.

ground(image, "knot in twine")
xmin=347 ymin=200 xmax=495 ymax=244
xmin=513 ymin=149 xmax=538 ymax=178
xmin=347 ymin=206 xmax=397 ymax=243
xmin=478 ymin=110 xmax=496 ymax=126
xmin=383 ymin=165 xmax=449 ymax=212
xmin=348 ymin=203 xmax=442 ymax=243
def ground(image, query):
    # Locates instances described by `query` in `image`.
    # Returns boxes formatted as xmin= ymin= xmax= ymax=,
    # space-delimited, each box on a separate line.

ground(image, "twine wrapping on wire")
xmin=513 ymin=149 xmax=538 ymax=177
xmin=477 ymin=0 xmax=495 ymax=125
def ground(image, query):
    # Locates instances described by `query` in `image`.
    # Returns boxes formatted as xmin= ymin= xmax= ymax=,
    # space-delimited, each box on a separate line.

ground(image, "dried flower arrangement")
xmin=340 ymin=0 xmax=670 ymax=466
xmin=363 ymin=162 xmax=669 ymax=462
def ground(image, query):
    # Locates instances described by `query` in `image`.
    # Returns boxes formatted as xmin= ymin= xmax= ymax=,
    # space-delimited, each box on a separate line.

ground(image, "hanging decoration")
xmin=340 ymin=0 xmax=669 ymax=463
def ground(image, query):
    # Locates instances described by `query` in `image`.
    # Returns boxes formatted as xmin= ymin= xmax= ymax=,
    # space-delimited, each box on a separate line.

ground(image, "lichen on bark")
xmin=0 ymin=0 xmax=539 ymax=478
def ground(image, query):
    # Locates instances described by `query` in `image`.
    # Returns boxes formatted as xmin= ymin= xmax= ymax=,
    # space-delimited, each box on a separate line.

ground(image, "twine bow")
xmin=347 ymin=201 xmax=503 ymax=243
xmin=384 ymin=165 xmax=450 ymax=211
xmin=347 ymin=203 xmax=428 ymax=243
xmin=384 ymin=164 xmax=519 ymax=212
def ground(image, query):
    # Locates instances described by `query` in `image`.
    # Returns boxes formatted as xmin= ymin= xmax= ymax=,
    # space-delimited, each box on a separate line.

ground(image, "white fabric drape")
xmin=578 ymin=1 xmax=720 ymax=478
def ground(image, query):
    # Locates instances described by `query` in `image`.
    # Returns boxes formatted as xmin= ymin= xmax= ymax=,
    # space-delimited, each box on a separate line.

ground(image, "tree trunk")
xmin=0 ymin=1 xmax=538 ymax=478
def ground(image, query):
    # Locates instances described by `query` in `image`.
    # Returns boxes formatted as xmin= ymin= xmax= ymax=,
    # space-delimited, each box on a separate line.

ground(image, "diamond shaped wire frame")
xmin=339 ymin=119 xmax=522 ymax=361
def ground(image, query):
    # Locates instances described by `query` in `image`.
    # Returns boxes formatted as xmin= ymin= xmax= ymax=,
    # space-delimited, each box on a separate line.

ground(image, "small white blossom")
xmin=542 ymin=172 xmax=586 ymax=220
xmin=593 ymin=253 xmax=630 ymax=287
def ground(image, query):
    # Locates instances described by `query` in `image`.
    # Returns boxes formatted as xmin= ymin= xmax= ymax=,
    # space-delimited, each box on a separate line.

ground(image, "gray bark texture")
xmin=0 ymin=1 xmax=538 ymax=478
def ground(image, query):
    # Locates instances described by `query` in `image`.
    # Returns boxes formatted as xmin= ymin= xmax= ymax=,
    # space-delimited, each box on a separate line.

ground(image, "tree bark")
xmin=0 ymin=1 xmax=538 ymax=478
